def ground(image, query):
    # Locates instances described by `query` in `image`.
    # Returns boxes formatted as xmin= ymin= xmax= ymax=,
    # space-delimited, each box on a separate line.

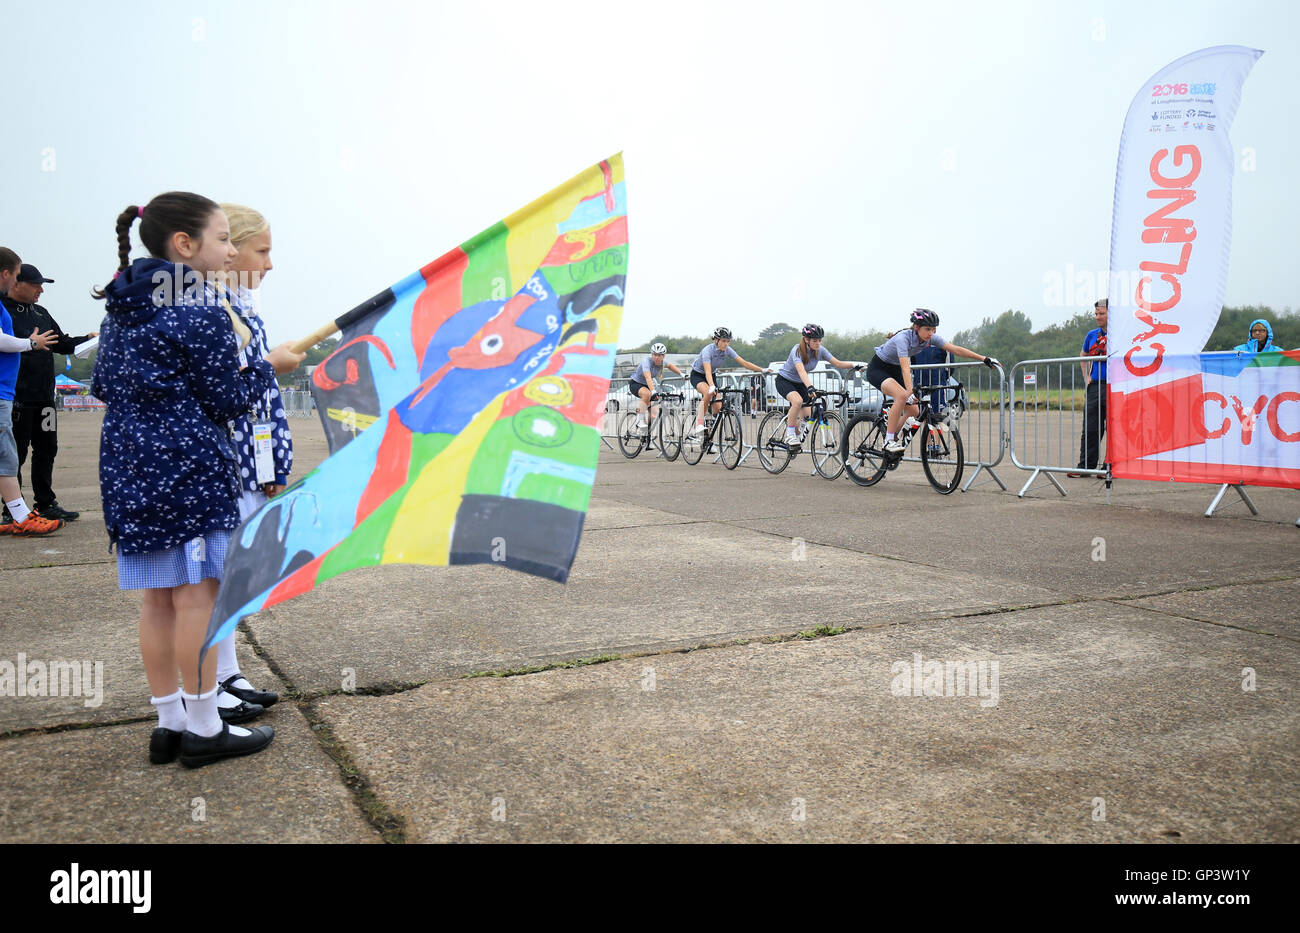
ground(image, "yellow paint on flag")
xmin=380 ymin=394 xmax=507 ymax=565
xmin=504 ymin=154 xmax=625 ymax=291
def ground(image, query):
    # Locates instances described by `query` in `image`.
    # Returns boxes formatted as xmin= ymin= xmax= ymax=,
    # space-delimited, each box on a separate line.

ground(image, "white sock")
xmin=6 ymin=498 xmax=30 ymax=523
xmin=885 ymin=432 xmax=895 ymax=441
xmin=217 ymin=689 xmax=243 ymax=710
xmin=215 ymin=635 xmax=246 ymax=687
xmin=151 ymin=691 xmax=186 ymax=731
xmin=183 ymin=687 xmax=250 ymax=738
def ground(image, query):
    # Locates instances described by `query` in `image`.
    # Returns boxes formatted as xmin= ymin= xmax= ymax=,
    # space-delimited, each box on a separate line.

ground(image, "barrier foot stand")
xmin=1017 ymin=467 xmax=1066 ymax=499
xmin=961 ymin=463 xmax=1007 ymax=493
xmin=600 ymin=435 xmax=615 ymax=451
xmin=734 ymin=444 xmax=756 ymax=468
xmin=1204 ymin=483 xmax=1258 ymax=518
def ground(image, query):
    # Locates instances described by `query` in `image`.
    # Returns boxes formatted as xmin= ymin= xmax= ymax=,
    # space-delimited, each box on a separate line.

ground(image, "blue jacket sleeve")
xmin=183 ymin=305 xmax=278 ymax=424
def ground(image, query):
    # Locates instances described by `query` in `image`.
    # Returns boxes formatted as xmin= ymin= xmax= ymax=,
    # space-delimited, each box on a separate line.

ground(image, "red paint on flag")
xmin=355 ymin=416 xmax=413 ymax=524
xmin=540 ymin=217 xmax=629 ymax=266
xmin=411 ymin=247 xmax=469 ymax=369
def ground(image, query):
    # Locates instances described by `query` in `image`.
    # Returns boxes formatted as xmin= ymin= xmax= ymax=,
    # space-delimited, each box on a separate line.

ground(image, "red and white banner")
xmin=62 ymin=395 xmax=106 ymax=410
xmin=1105 ymin=46 xmax=1300 ymax=488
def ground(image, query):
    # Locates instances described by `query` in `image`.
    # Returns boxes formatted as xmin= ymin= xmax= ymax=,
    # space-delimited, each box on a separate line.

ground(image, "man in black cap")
xmin=1 ymin=264 xmax=97 ymax=523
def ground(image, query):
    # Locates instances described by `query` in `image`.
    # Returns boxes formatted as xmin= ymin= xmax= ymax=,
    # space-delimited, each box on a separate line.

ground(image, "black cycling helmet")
xmin=712 ymin=326 xmax=732 ymax=340
xmin=801 ymin=323 xmax=824 ymax=340
xmin=910 ymin=308 xmax=939 ymax=328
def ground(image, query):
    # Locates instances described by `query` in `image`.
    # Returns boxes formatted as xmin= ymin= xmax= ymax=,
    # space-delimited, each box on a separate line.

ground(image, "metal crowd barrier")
xmin=605 ymin=362 xmax=1009 ymax=490
xmin=1008 ymin=356 xmax=1106 ymax=498
xmin=279 ymin=390 xmax=319 ymax=419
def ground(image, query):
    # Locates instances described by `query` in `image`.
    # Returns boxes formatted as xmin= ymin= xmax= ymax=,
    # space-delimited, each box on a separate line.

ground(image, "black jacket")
xmin=0 ymin=296 xmax=94 ymax=403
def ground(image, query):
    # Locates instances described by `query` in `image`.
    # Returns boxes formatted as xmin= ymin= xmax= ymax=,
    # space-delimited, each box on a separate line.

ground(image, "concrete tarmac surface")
xmin=2 ymin=412 xmax=1296 ymax=843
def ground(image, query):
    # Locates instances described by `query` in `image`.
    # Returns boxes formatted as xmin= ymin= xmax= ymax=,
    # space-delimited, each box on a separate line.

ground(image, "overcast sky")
xmin=5 ymin=0 xmax=1297 ymax=349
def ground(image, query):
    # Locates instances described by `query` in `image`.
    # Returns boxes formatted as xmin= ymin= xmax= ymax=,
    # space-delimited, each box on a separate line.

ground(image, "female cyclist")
xmin=866 ymin=309 xmax=996 ymax=453
xmin=775 ymin=324 xmax=859 ymax=446
xmin=628 ymin=342 xmax=685 ymax=432
xmin=688 ymin=327 xmax=767 ymax=435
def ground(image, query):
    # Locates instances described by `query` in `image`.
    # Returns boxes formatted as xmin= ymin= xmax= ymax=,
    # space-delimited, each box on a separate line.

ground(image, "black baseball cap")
xmin=17 ymin=263 xmax=53 ymax=284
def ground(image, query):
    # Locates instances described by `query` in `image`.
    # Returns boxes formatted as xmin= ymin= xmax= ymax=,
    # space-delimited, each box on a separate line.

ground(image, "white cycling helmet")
xmin=650 ymin=342 xmax=667 ymax=354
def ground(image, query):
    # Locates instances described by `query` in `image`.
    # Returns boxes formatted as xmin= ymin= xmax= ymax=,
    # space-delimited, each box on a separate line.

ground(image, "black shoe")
xmin=218 ymin=699 xmax=266 ymax=724
xmin=149 ymin=727 xmax=183 ymax=764
xmin=220 ymin=673 xmax=279 ymax=707
xmin=37 ymin=503 xmax=79 ymax=522
xmin=179 ymin=723 xmax=275 ymax=769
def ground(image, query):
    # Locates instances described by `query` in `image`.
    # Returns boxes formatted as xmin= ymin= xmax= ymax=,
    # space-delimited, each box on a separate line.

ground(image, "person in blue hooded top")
xmin=91 ymin=192 xmax=305 ymax=768
xmin=1233 ymin=318 xmax=1277 ymax=355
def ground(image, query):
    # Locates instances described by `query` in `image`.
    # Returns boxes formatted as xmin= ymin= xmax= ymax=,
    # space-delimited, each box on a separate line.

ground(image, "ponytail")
xmin=798 ymin=336 xmax=813 ymax=367
xmin=91 ymin=207 xmax=140 ymax=298
xmin=92 ymin=191 xmax=220 ymax=299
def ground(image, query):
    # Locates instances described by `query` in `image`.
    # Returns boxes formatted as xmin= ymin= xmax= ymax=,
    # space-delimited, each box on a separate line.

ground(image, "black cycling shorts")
xmin=775 ymin=374 xmax=813 ymax=406
xmin=689 ymin=369 xmax=714 ymax=393
xmin=865 ymin=354 xmax=905 ymax=391
xmin=627 ymin=378 xmax=650 ymax=396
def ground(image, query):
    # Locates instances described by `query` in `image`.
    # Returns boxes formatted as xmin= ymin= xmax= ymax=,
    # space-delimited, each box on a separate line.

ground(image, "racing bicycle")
xmin=755 ymin=389 xmax=848 ymax=480
xmin=840 ymin=383 xmax=965 ymax=493
xmin=617 ymin=391 xmax=685 ymax=461
xmin=680 ymin=387 xmax=746 ymax=470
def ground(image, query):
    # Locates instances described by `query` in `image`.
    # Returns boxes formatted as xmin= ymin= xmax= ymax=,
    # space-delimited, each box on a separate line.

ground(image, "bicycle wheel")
xmin=719 ymin=411 xmax=743 ymax=470
xmin=681 ymin=417 xmax=705 ymax=465
xmin=756 ymin=410 xmax=793 ymax=474
xmin=617 ymin=411 xmax=645 ymax=458
xmin=659 ymin=410 xmax=682 ymax=461
xmin=920 ymin=423 xmax=964 ymax=494
xmin=811 ymin=411 xmax=845 ymax=480
xmin=842 ymin=413 xmax=888 ymax=487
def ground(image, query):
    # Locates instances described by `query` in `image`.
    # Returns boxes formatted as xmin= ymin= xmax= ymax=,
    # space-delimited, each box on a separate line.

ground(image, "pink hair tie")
xmin=137 ymin=206 xmax=144 ymax=218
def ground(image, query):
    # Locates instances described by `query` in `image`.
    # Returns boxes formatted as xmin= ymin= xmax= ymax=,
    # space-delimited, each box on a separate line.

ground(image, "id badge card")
xmin=252 ymin=422 xmax=276 ymax=485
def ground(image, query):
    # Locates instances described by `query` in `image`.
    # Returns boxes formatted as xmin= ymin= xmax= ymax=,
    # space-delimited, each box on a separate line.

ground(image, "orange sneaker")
xmin=10 ymin=514 xmax=65 ymax=537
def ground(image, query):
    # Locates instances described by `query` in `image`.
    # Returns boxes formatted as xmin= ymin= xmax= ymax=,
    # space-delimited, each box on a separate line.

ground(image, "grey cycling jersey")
xmin=777 ymin=344 xmax=833 ymax=383
xmin=874 ymin=329 xmax=947 ymax=364
xmin=630 ymin=354 xmax=663 ymax=385
xmin=692 ymin=342 xmax=739 ymax=374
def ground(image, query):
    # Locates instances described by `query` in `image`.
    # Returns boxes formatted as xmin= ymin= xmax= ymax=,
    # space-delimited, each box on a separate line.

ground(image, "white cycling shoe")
xmin=884 ymin=438 xmax=906 ymax=454
xmin=689 ymin=423 xmax=706 ymax=436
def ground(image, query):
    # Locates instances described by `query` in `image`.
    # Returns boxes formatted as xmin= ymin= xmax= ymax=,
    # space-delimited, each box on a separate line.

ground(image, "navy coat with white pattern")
xmin=92 ymin=258 xmax=278 ymax=554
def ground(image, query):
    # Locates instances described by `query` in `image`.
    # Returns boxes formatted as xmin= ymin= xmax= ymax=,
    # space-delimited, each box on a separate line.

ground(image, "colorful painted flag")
xmin=311 ymin=157 xmax=627 ymax=452
xmin=202 ymin=156 xmax=627 ymax=653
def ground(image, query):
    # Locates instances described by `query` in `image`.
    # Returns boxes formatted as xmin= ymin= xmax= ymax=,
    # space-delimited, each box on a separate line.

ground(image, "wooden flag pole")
xmin=290 ymin=320 xmax=342 ymax=355
xmin=288 ymin=285 xmax=399 ymax=356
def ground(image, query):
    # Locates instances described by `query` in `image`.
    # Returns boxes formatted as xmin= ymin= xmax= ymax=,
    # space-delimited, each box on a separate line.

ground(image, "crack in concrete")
xmin=241 ymin=615 xmax=408 ymax=844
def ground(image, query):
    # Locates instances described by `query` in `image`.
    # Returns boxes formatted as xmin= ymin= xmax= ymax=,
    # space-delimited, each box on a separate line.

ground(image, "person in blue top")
xmin=0 ymin=247 xmax=62 ymax=537
xmin=867 ymin=309 xmax=996 ymax=453
xmin=775 ymin=323 xmax=859 ymax=446
xmin=92 ymin=192 xmax=304 ymax=768
xmin=1070 ymin=298 xmax=1108 ymax=476
xmin=1233 ymin=318 xmax=1277 ymax=355
xmin=628 ymin=341 xmax=685 ymax=433
xmin=688 ymin=327 xmax=767 ymax=435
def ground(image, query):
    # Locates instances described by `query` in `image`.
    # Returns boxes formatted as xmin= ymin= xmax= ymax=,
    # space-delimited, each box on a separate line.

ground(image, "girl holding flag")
xmin=210 ymin=203 xmax=294 ymax=722
xmin=93 ymin=192 xmax=304 ymax=767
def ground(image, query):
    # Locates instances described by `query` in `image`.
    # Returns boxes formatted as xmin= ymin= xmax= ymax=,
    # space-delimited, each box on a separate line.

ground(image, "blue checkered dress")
xmin=116 ymin=531 xmax=230 ymax=589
